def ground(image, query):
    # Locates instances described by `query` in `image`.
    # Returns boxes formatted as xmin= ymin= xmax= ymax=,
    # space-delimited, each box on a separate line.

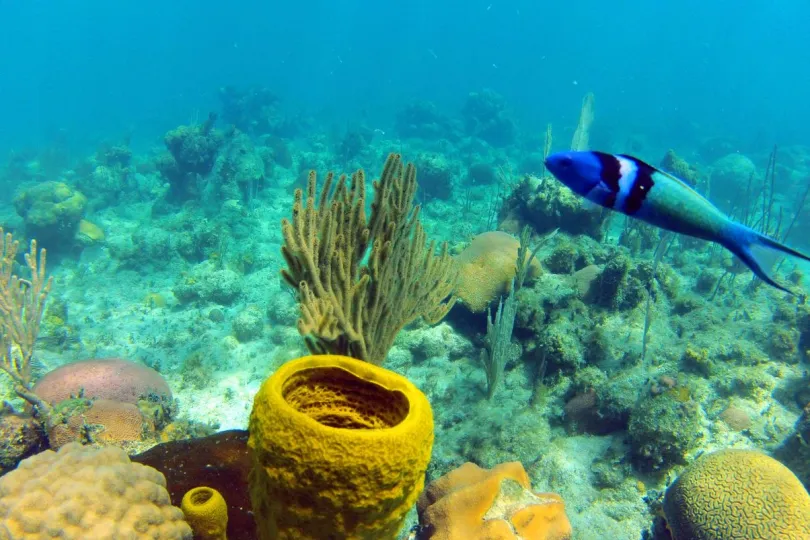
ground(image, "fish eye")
xmin=559 ymin=157 xmax=573 ymax=169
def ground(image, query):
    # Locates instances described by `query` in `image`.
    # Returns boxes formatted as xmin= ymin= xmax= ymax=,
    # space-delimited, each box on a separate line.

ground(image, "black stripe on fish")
xmin=603 ymin=191 xmax=617 ymax=209
xmin=618 ymin=154 xmax=655 ymax=214
xmin=594 ymin=151 xmax=621 ymax=192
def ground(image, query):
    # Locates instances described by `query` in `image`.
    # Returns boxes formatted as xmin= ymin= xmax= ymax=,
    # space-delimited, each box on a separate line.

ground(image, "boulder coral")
xmin=663 ymin=449 xmax=810 ymax=540
xmin=416 ymin=152 xmax=456 ymax=200
xmin=628 ymin=392 xmax=704 ymax=473
xmin=159 ymin=113 xmax=225 ymax=202
xmin=0 ymin=442 xmax=192 ymax=539
xmin=13 ymin=181 xmax=87 ymax=250
xmin=709 ymin=153 xmax=756 ymax=211
xmin=497 ymin=176 xmax=603 ymax=238
xmin=417 ymin=461 xmax=572 ymax=540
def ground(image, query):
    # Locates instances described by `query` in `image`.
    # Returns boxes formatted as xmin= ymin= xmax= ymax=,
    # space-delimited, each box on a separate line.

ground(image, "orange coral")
xmin=417 ymin=461 xmax=572 ymax=540
xmin=455 ymin=231 xmax=542 ymax=312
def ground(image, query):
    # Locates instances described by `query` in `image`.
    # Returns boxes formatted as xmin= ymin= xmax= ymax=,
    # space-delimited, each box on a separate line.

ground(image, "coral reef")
xmin=628 ymin=392 xmax=704 ymax=473
xmin=215 ymin=131 xmax=266 ymax=204
xmin=395 ymin=100 xmax=458 ymax=140
xmin=219 ymin=85 xmax=299 ymax=137
xmin=32 ymin=357 xmax=171 ymax=404
xmin=0 ymin=408 xmax=46 ymax=474
xmin=3 ymin=77 xmax=810 ymax=540
xmin=30 ymin=357 xmax=176 ymax=452
xmin=660 ymin=149 xmax=700 ymax=186
xmin=416 ymin=152 xmax=456 ymax=200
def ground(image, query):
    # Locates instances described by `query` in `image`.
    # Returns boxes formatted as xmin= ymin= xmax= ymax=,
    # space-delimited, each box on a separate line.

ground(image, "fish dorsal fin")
xmin=618 ymin=153 xmax=701 ymax=195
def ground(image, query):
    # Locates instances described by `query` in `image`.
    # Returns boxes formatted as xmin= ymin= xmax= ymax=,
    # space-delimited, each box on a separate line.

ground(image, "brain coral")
xmin=0 ymin=442 xmax=192 ymax=539
xmin=456 ymin=231 xmax=542 ymax=313
xmin=663 ymin=449 xmax=810 ymax=540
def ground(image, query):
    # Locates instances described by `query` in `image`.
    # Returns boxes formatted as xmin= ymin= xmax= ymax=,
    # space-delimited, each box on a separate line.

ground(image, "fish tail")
xmin=722 ymin=223 xmax=810 ymax=295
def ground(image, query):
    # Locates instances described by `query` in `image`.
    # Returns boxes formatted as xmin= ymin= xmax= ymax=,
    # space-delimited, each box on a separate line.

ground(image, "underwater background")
xmin=1 ymin=1 xmax=810 ymax=539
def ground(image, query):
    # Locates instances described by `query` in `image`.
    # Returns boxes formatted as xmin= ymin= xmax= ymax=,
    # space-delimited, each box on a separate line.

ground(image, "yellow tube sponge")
xmin=181 ymin=486 xmax=228 ymax=540
xmin=248 ymin=354 xmax=434 ymax=540
xmin=664 ymin=449 xmax=810 ymax=539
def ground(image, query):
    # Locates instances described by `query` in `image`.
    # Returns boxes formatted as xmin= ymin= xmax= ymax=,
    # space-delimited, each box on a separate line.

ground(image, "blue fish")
xmin=544 ymin=150 xmax=810 ymax=294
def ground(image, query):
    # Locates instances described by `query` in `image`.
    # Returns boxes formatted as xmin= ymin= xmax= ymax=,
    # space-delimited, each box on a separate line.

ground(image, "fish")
xmin=544 ymin=150 xmax=810 ymax=294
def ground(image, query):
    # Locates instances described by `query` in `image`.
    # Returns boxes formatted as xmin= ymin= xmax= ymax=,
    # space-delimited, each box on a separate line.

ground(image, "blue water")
xmin=2 ymin=0 xmax=808 ymax=155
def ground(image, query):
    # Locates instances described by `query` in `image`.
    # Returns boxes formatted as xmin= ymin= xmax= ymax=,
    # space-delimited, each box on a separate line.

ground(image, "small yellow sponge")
xmin=181 ymin=486 xmax=228 ymax=540
xmin=664 ymin=449 xmax=810 ymax=540
xmin=248 ymin=354 xmax=434 ymax=540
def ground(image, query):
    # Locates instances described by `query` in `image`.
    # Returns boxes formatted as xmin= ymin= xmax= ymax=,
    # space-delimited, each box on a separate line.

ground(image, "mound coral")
xmin=709 ymin=153 xmax=755 ymax=211
xmin=628 ymin=392 xmax=703 ymax=473
xmin=248 ymin=354 xmax=434 ymax=539
xmin=159 ymin=113 xmax=225 ymax=202
xmin=663 ymin=449 xmax=810 ymax=540
xmin=456 ymin=231 xmax=542 ymax=313
xmin=0 ymin=442 xmax=191 ymax=539
xmin=498 ymin=176 xmax=603 ymax=238
xmin=417 ymin=461 xmax=572 ymax=539
xmin=33 ymin=357 xmax=172 ymax=404
xmin=13 ymin=181 xmax=87 ymax=250
xmin=461 ymin=89 xmax=516 ymax=147
xmin=416 ymin=152 xmax=455 ymax=200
